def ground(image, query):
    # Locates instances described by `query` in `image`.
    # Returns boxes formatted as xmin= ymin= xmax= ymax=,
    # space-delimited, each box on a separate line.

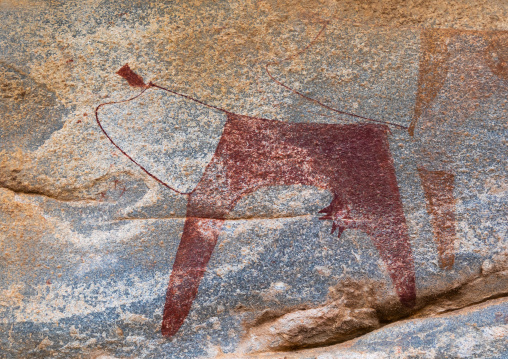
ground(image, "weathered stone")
xmin=240 ymin=304 xmax=380 ymax=352
xmin=0 ymin=0 xmax=506 ymax=358
xmin=231 ymin=298 xmax=508 ymax=358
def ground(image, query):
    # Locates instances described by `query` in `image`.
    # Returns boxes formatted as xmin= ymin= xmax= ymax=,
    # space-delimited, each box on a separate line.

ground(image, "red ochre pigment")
xmin=101 ymin=65 xmax=416 ymax=338
xmin=102 ymin=26 xmax=508 ymax=337
xmin=116 ymin=64 xmax=147 ymax=88
xmin=161 ymin=114 xmax=416 ymax=337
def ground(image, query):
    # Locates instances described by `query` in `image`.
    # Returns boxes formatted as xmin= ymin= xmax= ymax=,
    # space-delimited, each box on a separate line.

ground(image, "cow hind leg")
xmin=367 ymin=219 xmax=417 ymax=307
xmin=418 ymin=167 xmax=456 ymax=270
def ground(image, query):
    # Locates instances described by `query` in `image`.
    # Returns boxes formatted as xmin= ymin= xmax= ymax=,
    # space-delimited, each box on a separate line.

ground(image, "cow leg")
xmin=322 ymin=193 xmax=416 ymax=306
xmin=366 ymin=218 xmax=416 ymax=307
xmin=161 ymin=173 xmax=262 ymax=337
xmin=161 ymin=217 xmax=224 ymax=336
xmin=418 ymin=167 xmax=456 ymax=270
xmin=340 ymin=126 xmax=416 ymax=307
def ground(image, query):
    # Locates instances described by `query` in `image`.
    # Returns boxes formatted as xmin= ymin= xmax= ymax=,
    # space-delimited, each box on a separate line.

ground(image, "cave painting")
xmin=96 ymin=64 xmax=415 ymax=337
xmin=160 ymin=114 xmax=415 ymax=337
xmin=411 ymin=29 xmax=508 ymax=269
xmin=94 ymin=26 xmax=507 ymax=338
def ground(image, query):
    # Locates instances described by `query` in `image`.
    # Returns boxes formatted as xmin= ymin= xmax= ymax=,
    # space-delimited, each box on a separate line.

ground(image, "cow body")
xmin=161 ymin=113 xmax=415 ymax=336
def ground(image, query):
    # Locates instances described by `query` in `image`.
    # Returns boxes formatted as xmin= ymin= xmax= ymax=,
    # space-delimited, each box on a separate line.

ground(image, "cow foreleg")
xmin=161 ymin=217 xmax=224 ymax=336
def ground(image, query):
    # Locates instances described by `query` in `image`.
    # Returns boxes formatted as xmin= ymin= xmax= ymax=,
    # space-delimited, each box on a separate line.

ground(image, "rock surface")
xmin=0 ymin=1 xmax=507 ymax=358
xmin=231 ymin=298 xmax=508 ymax=359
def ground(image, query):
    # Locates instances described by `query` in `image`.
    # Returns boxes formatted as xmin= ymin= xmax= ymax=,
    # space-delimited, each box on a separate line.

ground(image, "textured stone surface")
xmin=0 ymin=1 xmax=507 ymax=358
xmin=233 ymin=298 xmax=508 ymax=358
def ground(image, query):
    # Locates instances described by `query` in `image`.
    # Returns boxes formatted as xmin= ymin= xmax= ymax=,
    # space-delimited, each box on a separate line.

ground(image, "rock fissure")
xmin=227 ymin=297 xmax=508 ymax=359
xmin=239 ymin=269 xmax=508 ymax=354
xmin=112 ymin=214 xmax=319 ymax=221
xmin=0 ymin=182 xmax=87 ymax=202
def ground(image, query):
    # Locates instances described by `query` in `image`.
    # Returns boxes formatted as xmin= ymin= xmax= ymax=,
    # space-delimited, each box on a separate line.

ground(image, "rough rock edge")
xmin=238 ymin=265 xmax=508 ymax=354
xmin=220 ymin=295 xmax=508 ymax=359
xmin=0 ymin=167 xmax=138 ymax=203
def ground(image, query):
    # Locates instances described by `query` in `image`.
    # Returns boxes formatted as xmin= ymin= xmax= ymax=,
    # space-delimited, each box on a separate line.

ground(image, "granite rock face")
xmin=232 ymin=298 xmax=508 ymax=359
xmin=0 ymin=1 xmax=507 ymax=358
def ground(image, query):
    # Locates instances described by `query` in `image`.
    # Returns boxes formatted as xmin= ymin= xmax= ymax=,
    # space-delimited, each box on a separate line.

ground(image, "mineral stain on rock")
xmin=0 ymin=63 xmax=66 ymax=152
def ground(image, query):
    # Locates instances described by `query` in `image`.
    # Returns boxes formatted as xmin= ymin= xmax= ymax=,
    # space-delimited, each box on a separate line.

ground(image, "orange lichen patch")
xmin=143 ymin=0 xmax=336 ymax=106
xmin=0 ymin=284 xmax=24 ymax=308
xmin=0 ymin=188 xmax=56 ymax=283
xmin=0 ymin=63 xmax=56 ymax=130
xmin=334 ymin=0 xmax=507 ymax=29
xmin=27 ymin=52 xmax=76 ymax=105
xmin=0 ymin=0 xmax=47 ymax=9
xmin=0 ymin=68 xmax=31 ymax=101
xmin=0 ymin=188 xmax=50 ymax=237
xmin=0 ymin=132 xmax=137 ymax=202
xmin=4 ymin=0 xmax=504 ymax=122
xmin=0 ymin=149 xmax=61 ymax=199
xmin=145 ymin=0 xmax=506 ymax=100
xmin=485 ymin=31 xmax=508 ymax=79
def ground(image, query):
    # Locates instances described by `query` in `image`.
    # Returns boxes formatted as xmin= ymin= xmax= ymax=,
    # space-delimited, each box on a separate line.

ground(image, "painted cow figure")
xmin=97 ymin=65 xmax=416 ymax=337
xmin=159 ymin=113 xmax=416 ymax=336
xmin=411 ymin=29 xmax=508 ymax=269
xmin=98 ymin=26 xmax=507 ymax=337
